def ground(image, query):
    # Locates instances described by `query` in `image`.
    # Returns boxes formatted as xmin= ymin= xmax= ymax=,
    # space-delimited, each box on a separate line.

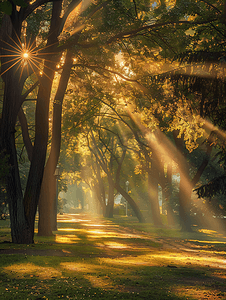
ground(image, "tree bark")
xmin=0 ymin=31 xmax=32 ymax=243
xmin=18 ymin=107 xmax=33 ymax=161
xmin=105 ymin=176 xmax=115 ymax=218
xmin=22 ymin=1 xmax=62 ymax=242
xmin=0 ymin=1 xmax=62 ymax=243
xmin=173 ymin=130 xmax=213 ymax=231
xmin=147 ymin=155 xmax=163 ymax=226
xmin=38 ymin=50 xmax=73 ymax=235
xmin=173 ymin=130 xmax=193 ymax=231
xmin=115 ymin=184 xmax=145 ymax=223
xmin=165 ymin=161 xmax=175 ymax=226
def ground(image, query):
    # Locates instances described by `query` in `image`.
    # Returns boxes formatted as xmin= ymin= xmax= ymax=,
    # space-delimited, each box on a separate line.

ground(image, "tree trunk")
xmin=92 ymin=183 xmax=105 ymax=215
xmin=147 ymin=155 xmax=163 ymax=226
xmin=165 ymin=162 xmax=175 ymax=226
xmin=0 ymin=53 xmax=31 ymax=243
xmin=173 ymin=131 xmax=192 ymax=231
xmin=0 ymin=1 xmax=62 ymax=243
xmin=92 ymin=160 xmax=107 ymax=216
xmin=38 ymin=50 xmax=73 ymax=235
xmin=105 ymin=177 xmax=115 ymax=218
xmin=173 ymin=130 xmax=213 ymax=231
xmin=115 ymin=184 xmax=145 ymax=223
xmin=18 ymin=107 xmax=33 ymax=161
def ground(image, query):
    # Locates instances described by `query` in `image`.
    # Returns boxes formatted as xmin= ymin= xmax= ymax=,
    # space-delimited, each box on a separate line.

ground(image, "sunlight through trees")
xmin=0 ymin=0 xmax=226 ymax=244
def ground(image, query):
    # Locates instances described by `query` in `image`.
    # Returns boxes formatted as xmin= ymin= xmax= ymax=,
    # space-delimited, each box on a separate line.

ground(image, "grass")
xmin=0 ymin=213 xmax=226 ymax=299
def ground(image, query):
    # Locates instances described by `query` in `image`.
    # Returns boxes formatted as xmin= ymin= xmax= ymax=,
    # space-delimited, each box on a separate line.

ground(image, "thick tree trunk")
xmin=0 ymin=12 xmax=34 ymax=242
xmin=105 ymin=203 xmax=114 ymax=218
xmin=23 ymin=56 xmax=59 ymax=239
xmin=38 ymin=50 xmax=73 ymax=235
xmin=4 ymin=134 xmax=32 ymax=243
xmin=0 ymin=60 xmax=31 ymax=243
xmin=92 ymin=183 xmax=104 ymax=214
xmin=0 ymin=1 xmax=62 ymax=243
xmin=38 ymin=169 xmax=56 ymax=236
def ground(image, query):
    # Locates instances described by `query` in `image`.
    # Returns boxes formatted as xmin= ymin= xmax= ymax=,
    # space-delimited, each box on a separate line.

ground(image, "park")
xmin=0 ymin=0 xmax=226 ymax=299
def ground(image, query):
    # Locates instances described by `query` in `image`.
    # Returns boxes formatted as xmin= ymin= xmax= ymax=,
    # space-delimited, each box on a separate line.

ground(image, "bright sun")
xmin=22 ymin=51 xmax=29 ymax=59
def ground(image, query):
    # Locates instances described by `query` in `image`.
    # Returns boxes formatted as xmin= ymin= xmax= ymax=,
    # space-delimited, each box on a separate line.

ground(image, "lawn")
xmin=0 ymin=213 xmax=226 ymax=299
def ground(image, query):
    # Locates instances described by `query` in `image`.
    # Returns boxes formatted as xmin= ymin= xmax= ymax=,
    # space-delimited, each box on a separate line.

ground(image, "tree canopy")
xmin=0 ymin=0 xmax=226 ymax=243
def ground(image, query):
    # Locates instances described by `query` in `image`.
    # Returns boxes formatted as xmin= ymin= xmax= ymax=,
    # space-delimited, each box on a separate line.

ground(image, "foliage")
xmin=0 ymin=0 xmax=27 ymax=15
xmin=1 ymin=0 xmax=226 ymax=241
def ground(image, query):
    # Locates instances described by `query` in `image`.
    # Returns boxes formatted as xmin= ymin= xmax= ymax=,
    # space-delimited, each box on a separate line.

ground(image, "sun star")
xmin=22 ymin=51 xmax=29 ymax=59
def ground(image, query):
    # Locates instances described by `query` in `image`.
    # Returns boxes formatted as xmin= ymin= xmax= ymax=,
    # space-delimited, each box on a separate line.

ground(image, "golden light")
xmin=0 ymin=35 xmax=61 ymax=80
xmin=3 ymin=263 xmax=62 ymax=279
xmin=22 ymin=51 xmax=29 ymax=59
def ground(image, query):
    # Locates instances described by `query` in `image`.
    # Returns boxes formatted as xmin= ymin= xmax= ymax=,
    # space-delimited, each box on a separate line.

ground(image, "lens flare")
xmin=22 ymin=51 xmax=29 ymax=59
xmin=0 ymin=33 xmax=60 ymax=81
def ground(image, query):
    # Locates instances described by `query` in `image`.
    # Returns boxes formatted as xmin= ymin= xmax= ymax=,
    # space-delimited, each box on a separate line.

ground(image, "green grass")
xmin=0 ymin=214 xmax=226 ymax=299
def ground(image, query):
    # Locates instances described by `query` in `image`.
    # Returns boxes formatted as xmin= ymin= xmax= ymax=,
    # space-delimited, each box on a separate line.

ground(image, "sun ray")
xmin=0 ymin=30 xmax=63 ymax=80
xmin=124 ymin=100 xmax=226 ymax=230
xmin=1 ymin=56 xmax=21 ymax=65
xmin=7 ymin=34 xmax=24 ymax=52
xmin=29 ymin=58 xmax=57 ymax=78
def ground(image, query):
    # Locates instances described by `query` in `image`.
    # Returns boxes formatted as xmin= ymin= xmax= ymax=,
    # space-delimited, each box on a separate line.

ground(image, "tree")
xmin=1 ymin=0 xmax=220 ymax=242
xmin=158 ymin=0 xmax=226 ymax=229
xmin=0 ymin=0 xmax=63 ymax=243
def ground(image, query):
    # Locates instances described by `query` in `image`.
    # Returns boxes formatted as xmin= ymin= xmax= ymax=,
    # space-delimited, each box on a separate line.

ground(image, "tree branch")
xmin=23 ymin=0 xmax=61 ymax=20
xmin=57 ymin=0 xmax=82 ymax=35
xmin=78 ymin=19 xmax=218 ymax=48
xmin=21 ymin=81 xmax=39 ymax=103
xmin=200 ymin=0 xmax=221 ymax=14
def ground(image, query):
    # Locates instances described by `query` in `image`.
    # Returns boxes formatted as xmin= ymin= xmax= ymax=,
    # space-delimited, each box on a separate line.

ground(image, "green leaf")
xmin=0 ymin=1 xmax=12 ymax=15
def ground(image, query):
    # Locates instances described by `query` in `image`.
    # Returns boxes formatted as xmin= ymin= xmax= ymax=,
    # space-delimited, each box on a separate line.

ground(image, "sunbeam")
xmin=123 ymin=101 xmax=225 ymax=230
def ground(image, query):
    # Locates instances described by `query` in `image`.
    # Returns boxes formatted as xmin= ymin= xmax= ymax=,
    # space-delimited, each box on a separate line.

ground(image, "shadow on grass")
xmin=0 ymin=214 xmax=226 ymax=299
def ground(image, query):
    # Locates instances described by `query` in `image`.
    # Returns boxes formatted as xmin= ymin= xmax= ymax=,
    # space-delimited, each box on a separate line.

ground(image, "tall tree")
xmin=1 ymin=0 xmax=218 ymax=242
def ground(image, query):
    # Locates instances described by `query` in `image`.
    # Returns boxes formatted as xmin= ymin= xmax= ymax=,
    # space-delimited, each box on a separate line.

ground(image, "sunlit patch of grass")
xmin=57 ymin=214 xmax=92 ymax=224
xmin=189 ymin=239 xmax=226 ymax=244
xmin=55 ymin=234 xmax=81 ymax=244
xmin=57 ymin=228 xmax=81 ymax=232
xmin=83 ymin=223 xmax=114 ymax=227
xmin=3 ymin=262 xmax=62 ymax=279
xmin=60 ymin=261 xmax=101 ymax=273
xmin=99 ymin=255 xmax=156 ymax=267
xmin=99 ymin=250 xmax=226 ymax=271
xmin=0 ymin=214 xmax=226 ymax=299
xmin=212 ymin=271 xmax=226 ymax=280
xmin=83 ymin=274 xmax=114 ymax=290
xmin=197 ymin=228 xmax=226 ymax=240
xmin=173 ymin=286 xmax=224 ymax=299
xmin=104 ymin=241 xmax=131 ymax=249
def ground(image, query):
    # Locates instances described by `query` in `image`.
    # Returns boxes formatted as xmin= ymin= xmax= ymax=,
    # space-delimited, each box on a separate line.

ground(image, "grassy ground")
xmin=0 ymin=213 xmax=226 ymax=300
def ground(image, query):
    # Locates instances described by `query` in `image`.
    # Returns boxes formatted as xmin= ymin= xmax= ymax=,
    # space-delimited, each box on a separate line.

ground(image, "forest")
xmin=0 ymin=0 xmax=226 ymax=245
